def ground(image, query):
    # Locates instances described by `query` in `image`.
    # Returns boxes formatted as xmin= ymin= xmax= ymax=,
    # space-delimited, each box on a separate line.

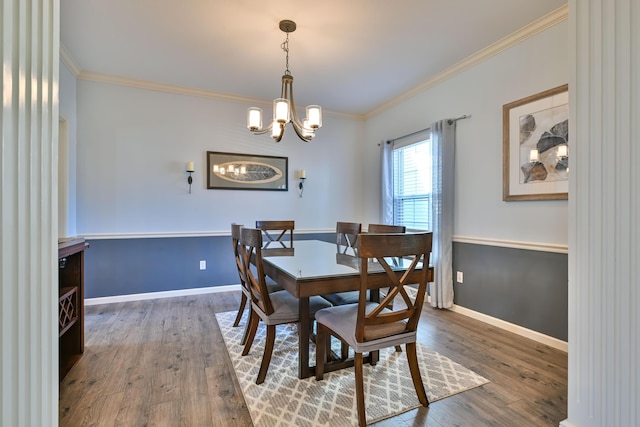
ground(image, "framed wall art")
xmin=502 ymin=84 xmax=569 ymax=201
xmin=206 ymin=151 xmax=288 ymax=191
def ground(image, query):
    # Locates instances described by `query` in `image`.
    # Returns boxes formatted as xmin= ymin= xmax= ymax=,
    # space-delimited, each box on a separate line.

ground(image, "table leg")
xmin=298 ymin=296 xmax=312 ymax=379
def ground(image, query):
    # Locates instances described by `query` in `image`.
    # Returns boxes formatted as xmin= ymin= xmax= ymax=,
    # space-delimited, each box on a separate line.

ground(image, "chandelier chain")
xmin=281 ymin=33 xmax=291 ymax=76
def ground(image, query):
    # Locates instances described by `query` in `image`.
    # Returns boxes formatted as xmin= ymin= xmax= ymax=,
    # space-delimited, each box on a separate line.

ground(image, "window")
xmin=392 ymin=136 xmax=432 ymax=231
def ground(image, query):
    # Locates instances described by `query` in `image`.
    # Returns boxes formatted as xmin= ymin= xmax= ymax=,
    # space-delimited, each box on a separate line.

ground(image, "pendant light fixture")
xmin=247 ymin=20 xmax=322 ymax=143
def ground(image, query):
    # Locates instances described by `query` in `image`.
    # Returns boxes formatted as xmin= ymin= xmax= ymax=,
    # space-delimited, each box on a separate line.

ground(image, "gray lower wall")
xmin=84 ymin=233 xmax=333 ymax=299
xmin=85 ymin=236 xmax=568 ymax=341
xmin=452 ymin=242 xmax=568 ymax=341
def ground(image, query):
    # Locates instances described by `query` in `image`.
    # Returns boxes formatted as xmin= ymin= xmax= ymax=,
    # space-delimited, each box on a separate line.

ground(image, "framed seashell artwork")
xmin=207 ymin=151 xmax=288 ymax=191
xmin=502 ymin=84 xmax=569 ymax=201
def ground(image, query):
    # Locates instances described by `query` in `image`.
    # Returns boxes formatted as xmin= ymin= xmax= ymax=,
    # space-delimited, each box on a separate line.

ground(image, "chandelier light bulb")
xmin=306 ymin=105 xmax=322 ymax=129
xmin=247 ymin=107 xmax=262 ymax=131
xmin=274 ymin=98 xmax=290 ymax=123
xmin=271 ymin=121 xmax=282 ymax=139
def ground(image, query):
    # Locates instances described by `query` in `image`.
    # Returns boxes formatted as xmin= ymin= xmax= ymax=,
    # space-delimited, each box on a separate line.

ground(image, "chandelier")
xmin=247 ymin=20 xmax=322 ymax=143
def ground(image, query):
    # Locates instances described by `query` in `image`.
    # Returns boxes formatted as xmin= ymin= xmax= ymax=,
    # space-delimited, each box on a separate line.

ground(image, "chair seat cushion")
xmin=253 ymin=291 xmax=332 ymax=326
xmin=315 ymin=303 xmax=415 ymax=354
xmin=321 ymin=291 xmax=359 ymax=306
xmin=321 ymin=290 xmax=373 ymax=306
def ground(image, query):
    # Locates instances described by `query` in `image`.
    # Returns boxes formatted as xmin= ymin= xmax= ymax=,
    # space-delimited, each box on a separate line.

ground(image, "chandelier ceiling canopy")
xmin=247 ymin=20 xmax=322 ymax=143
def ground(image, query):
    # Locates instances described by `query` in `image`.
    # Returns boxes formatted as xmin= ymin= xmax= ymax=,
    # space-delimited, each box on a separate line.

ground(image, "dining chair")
xmin=323 ymin=223 xmax=406 ymax=307
xmin=314 ymin=232 xmax=433 ymax=426
xmin=255 ymin=220 xmax=294 ymax=251
xmin=367 ymin=224 xmax=407 ymax=353
xmin=239 ymin=227 xmax=331 ymax=385
xmin=231 ymin=224 xmax=282 ymax=346
xmin=231 ymin=224 xmax=248 ymax=329
xmin=336 ymin=221 xmax=361 ymax=253
xmin=367 ymin=223 xmax=406 ymax=234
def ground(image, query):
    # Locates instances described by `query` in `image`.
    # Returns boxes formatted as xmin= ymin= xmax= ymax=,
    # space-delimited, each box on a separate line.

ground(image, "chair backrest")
xmin=231 ymin=223 xmax=247 ymax=290
xmin=255 ymin=220 xmax=294 ymax=249
xmin=367 ymin=223 xmax=406 ymax=234
xmin=239 ymin=227 xmax=274 ymax=315
xmin=356 ymin=232 xmax=433 ymax=342
xmin=336 ymin=221 xmax=361 ymax=252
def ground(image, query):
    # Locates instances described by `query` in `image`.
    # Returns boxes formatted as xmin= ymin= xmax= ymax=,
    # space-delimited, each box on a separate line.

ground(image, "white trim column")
xmin=565 ymin=1 xmax=639 ymax=426
xmin=1 ymin=1 xmax=60 ymax=426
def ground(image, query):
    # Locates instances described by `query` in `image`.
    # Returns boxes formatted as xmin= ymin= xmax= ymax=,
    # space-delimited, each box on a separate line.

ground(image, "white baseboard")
xmin=449 ymin=304 xmax=568 ymax=352
xmin=84 ymin=284 xmax=241 ymax=306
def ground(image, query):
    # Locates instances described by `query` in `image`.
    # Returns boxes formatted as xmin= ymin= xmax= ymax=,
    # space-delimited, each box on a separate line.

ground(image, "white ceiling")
xmin=60 ymin=0 xmax=567 ymax=117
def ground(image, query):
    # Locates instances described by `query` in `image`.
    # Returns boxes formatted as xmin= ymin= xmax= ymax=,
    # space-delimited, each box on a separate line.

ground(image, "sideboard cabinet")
xmin=58 ymin=238 xmax=88 ymax=381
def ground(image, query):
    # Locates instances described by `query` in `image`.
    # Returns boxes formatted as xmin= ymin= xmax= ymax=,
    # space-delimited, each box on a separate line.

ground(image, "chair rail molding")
xmin=453 ymin=235 xmax=568 ymax=254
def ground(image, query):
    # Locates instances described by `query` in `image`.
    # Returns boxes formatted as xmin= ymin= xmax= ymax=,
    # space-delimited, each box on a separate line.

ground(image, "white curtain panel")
xmin=430 ymin=120 xmax=455 ymax=308
xmin=380 ymin=140 xmax=394 ymax=224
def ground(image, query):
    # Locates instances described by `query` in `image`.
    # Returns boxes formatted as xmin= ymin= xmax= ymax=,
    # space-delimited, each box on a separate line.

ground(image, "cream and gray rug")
xmin=216 ymin=310 xmax=488 ymax=426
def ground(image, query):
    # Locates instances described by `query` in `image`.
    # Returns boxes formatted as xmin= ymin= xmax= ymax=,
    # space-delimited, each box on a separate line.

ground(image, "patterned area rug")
xmin=216 ymin=310 xmax=488 ymax=426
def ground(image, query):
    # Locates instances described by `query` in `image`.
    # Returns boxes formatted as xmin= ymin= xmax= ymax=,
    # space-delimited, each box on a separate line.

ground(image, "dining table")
xmin=259 ymin=239 xmax=434 ymax=379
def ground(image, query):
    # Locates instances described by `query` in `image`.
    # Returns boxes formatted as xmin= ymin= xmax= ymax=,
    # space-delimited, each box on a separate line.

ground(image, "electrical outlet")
xmin=456 ymin=271 xmax=464 ymax=283
xmin=200 ymin=260 xmax=206 ymax=270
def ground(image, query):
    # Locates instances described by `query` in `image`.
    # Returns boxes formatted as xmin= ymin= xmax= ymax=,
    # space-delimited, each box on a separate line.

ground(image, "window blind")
xmin=392 ymin=137 xmax=432 ymax=231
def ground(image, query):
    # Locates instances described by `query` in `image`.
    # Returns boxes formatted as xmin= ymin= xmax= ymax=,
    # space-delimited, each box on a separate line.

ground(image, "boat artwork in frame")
xmin=207 ymin=151 xmax=288 ymax=191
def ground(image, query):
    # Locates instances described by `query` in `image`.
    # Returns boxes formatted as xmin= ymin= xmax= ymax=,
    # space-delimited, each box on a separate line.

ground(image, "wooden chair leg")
xmin=242 ymin=310 xmax=259 ymax=356
xmin=341 ymin=340 xmax=349 ymax=360
xmin=256 ymin=324 xmax=275 ymax=384
xmin=325 ymin=332 xmax=332 ymax=363
xmin=240 ymin=307 xmax=254 ymax=346
xmin=315 ymin=325 xmax=326 ymax=380
xmin=233 ymin=292 xmax=247 ymax=327
xmin=354 ymin=352 xmax=367 ymax=427
xmin=406 ymin=342 xmax=429 ymax=407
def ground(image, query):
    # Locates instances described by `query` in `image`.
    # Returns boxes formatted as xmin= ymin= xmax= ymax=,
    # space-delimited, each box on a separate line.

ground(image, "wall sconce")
xmin=298 ymin=169 xmax=306 ymax=198
xmin=186 ymin=161 xmax=195 ymax=193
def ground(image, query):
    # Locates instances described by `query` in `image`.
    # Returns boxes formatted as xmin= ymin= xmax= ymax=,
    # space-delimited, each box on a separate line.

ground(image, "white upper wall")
xmin=59 ymin=63 xmax=78 ymax=237
xmin=74 ymin=81 xmax=365 ymax=235
xmin=363 ymin=20 xmax=569 ymax=246
xmin=66 ymin=18 xmax=568 ymax=243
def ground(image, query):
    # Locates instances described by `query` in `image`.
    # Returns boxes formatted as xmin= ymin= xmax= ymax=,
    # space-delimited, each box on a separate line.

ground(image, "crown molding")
xmin=59 ymin=43 xmax=80 ymax=77
xmin=62 ymin=5 xmax=567 ymax=123
xmin=364 ymin=4 xmax=569 ymax=119
xmin=76 ymin=71 xmax=363 ymax=121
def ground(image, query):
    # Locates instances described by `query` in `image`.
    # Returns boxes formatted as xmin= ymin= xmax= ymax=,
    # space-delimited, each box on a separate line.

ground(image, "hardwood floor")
xmin=59 ymin=292 xmax=567 ymax=426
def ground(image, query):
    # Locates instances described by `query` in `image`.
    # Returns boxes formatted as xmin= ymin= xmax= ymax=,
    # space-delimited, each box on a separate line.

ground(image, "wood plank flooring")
xmin=59 ymin=292 xmax=567 ymax=426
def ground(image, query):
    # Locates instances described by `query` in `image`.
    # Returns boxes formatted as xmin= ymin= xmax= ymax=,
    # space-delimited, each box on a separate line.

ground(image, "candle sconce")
xmin=298 ymin=169 xmax=306 ymax=198
xmin=186 ymin=161 xmax=195 ymax=194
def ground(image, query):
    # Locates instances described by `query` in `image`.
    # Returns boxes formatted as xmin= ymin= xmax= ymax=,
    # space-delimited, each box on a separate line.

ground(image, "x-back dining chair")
xmin=239 ymin=227 xmax=331 ymax=384
xmin=321 ymin=222 xmax=362 ymax=305
xmin=255 ymin=220 xmax=294 ymax=251
xmin=231 ymin=224 xmax=248 ymax=329
xmin=315 ymin=232 xmax=433 ymax=426
xmin=336 ymin=221 xmax=361 ymax=253
xmin=231 ymin=224 xmax=282 ymax=346
xmin=323 ymin=223 xmax=406 ymax=307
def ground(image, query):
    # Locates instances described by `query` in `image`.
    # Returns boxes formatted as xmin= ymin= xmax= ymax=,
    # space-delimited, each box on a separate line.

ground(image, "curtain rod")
xmin=387 ymin=127 xmax=430 ymax=144
xmin=384 ymin=114 xmax=472 ymax=144
xmin=447 ymin=114 xmax=471 ymax=125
